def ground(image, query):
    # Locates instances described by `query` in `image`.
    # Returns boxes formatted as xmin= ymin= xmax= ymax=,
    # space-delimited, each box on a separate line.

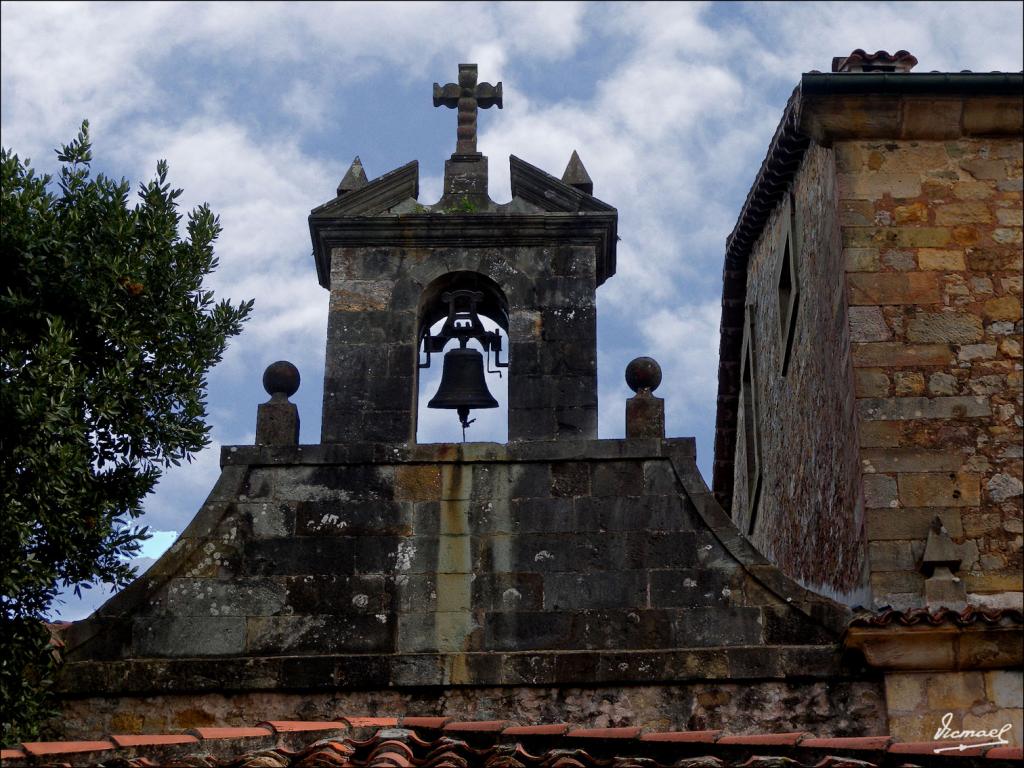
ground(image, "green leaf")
xmin=1 ymin=122 xmax=251 ymax=741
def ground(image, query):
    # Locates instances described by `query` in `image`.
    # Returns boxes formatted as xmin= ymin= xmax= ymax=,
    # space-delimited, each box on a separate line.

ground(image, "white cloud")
xmin=141 ymin=438 xmax=224 ymax=531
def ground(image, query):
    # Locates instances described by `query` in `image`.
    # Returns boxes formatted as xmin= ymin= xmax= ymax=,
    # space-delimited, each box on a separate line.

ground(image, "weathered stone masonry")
xmin=717 ymin=73 xmax=1023 ymax=611
xmin=56 ymin=440 xmax=873 ymax=737
xmin=715 ymin=64 xmax=1023 ymax=746
xmin=51 ymin=60 xmax=1022 ymax=748
xmin=840 ymin=136 xmax=1023 ymax=609
xmin=730 ymin=142 xmax=867 ymax=603
xmin=54 ymin=128 xmax=873 ymax=738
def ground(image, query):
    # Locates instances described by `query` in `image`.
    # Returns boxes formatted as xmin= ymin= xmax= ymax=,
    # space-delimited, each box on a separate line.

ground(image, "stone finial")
xmin=921 ymin=515 xmax=966 ymax=610
xmin=257 ymin=361 xmax=300 ymax=445
xmin=433 ymin=63 xmax=503 ymax=156
xmin=625 ymin=357 xmax=665 ymax=439
xmin=921 ymin=515 xmax=962 ymax=575
xmin=561 ymin=150 xmax=594 ymax=195
xmin=337 ymin=157 xmax=368 ymax=196
xmin=831 ymin=49 xmax=918 ymax=73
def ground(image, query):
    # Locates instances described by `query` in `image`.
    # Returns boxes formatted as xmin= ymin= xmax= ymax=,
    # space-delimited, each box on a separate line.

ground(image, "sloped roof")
xmin=4 ymin=717 xmax=1022 ymax=767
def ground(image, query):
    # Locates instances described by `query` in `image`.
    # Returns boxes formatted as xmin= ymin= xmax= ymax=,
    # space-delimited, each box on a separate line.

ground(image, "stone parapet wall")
xmin=63 ymin=440 xmax=846 ymax=667
xmin=837 ymin=137 xmax=1023 ymax=609
xmin=56 ymin=439 xmax=857 ymax=733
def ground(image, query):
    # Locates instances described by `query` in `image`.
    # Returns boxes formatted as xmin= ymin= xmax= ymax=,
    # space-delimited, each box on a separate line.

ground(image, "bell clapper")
xmin=457 ymin=406 xmax=476 ymax=442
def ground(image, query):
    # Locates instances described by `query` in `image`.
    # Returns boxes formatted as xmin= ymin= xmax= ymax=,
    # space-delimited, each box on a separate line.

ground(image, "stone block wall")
xmin=884 ymin=669 xmax=1022 ymax=746
xmin=66 ymin=441 xmax=839 ymax=664
xmin=837 ymin=138 xmax=1023 ymax=609
xmin=56 ymin=440 xmax=863 ymax=735
xmin=731 ymin=144 xmax=868 ymax=604
xmin=323 ymin=242 xmax=599 ymax=444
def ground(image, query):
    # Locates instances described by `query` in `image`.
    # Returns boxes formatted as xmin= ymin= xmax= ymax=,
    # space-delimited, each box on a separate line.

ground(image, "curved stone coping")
xmin=55 ymin=645 xmax=859 ymax=696
xmin=663 ymin=441 xmax=853 ymax=637
xmin=62 ymin=437 xmax=849 ymax=659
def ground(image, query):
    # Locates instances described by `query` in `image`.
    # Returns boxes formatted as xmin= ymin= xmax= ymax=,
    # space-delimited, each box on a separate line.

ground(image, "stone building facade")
xmin=713 ymin=53 xmax=1023 ymax=744
xmin=42 ymin=57 xmax=1023 ymax=752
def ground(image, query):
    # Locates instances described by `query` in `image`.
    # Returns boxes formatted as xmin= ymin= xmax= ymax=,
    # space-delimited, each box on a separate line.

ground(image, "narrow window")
xmin=778 ymin=192 xmax=800 ymax=377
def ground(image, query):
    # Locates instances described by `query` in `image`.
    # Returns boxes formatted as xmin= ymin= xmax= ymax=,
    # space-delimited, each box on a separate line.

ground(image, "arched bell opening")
xmin=415 ymin=271 xmax=510 ymax=444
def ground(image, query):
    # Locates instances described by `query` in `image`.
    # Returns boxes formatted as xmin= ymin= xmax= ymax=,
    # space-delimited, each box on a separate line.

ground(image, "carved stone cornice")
xmin=845 ymin=609 xmax=1023 ymax=671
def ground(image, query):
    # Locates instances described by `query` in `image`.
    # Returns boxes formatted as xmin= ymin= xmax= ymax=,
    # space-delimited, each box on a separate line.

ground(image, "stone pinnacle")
xmin=561 ymin=150 xmax=593 ymax=195
xmin=337 ymin=156 xmax=369 ymax=196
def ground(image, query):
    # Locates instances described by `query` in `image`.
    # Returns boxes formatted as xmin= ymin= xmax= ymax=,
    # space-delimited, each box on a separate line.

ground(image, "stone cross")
xmin=433 ymin=63 xmax=502 ymax=155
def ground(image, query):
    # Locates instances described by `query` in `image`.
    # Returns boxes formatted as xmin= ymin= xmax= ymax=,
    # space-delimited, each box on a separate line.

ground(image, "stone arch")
xmin=415 ymin=271 xmax=510 ymax=442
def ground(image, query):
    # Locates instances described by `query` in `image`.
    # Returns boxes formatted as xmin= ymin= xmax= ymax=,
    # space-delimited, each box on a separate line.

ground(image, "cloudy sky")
xmin=3 ymin=1 xmax=1022 ymax=619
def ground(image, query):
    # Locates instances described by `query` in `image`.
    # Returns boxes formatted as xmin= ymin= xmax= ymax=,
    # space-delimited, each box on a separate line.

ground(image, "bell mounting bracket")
xmin=419 ymin=289 xmax=508 ymax=373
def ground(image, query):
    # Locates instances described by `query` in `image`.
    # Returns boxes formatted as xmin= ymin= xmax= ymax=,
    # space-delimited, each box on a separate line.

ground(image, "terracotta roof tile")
xmin=21 ymin=739 xmax=114 ymax=756
xmin=798 ymin=735 xmax=892 ymax=751
xmin=640 ymin=730 xmax=722 ymax=743
xmin=109 ymin=733 xmax=200 ymax=747
xmin=988 ymin=746 xmax=1024 ymax=760
xmin=889 ymin=740 xmax=991 ymax=757
xmin=444 ymin=720 xmax=513 ymax=732
xmin=849 ymin=606 xmax=1024 ymax=627
xmin=401 ymin=716 xmax=451 ymax=729
xmin=260 ymin=720 xmax=348 ymax=733
xmin=344 ymin=716 xmax=400 ymax=727
xmin=503 ymin=723 xmax=571 ymax=736
xmin=368 ymin=739 xmax=415 ymax=766
xmin=9 ymin=719 xmax=1019 ymax=767
xmin=566 ymin=726 xmax=642 ymax=739
xmin=717 ymin=732 xmax=807 ymax=746
xmin=190 ymin=725 xmax=275 ymax=739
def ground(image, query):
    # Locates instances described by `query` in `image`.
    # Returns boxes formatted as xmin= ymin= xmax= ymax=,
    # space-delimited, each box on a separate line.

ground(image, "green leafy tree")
xmin=0 ymin=122 xmax=253 ymax=741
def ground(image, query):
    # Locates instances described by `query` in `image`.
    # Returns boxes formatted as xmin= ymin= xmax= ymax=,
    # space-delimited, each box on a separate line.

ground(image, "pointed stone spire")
xmin=337 ymin=156 xmax=368 ymax=196
xmin=921 ymin=515 xmax=962 ymax=575
xmin=561 ymin=150 xmax=593 ymax=195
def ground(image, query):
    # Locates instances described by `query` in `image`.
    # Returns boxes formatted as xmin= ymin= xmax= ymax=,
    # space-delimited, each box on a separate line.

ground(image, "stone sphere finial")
xmin=625 ymin=357 xmax=662 ymax=394
xmin=263 ymin=361 xmax=300 ymax=399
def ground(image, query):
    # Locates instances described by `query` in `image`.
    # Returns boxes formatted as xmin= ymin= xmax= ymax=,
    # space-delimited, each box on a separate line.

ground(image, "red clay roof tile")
xmin=850 ymin=606 xmax=1024 ymax=628
xmin=259 ymin=720 xmax=347 ymax=733
xmin=640 ymin=730 xmax=722 ymax=743
xmin=190 ymin=726 xmax=274 ymax=739
xmin=400 ymin=716 xmax=450 ymax=729
xmin=888 ymin=740 xmax=990 ymax=756
xmin=503 ymin=723 xmax=571 ymax=736
xmin=14 ymin=718 xmax=1018 ymax=767
xmin=717 ymin=732 xmax=807 ymax=746
xmin=21 ymin=740 xmax=114 ymax=756
xmin=368 ymin=739 xmax=414 ymax=766
xmin=344 ymin=717 xmax=399 ymax=727
xmin=443 ymin=720 xmax=513 ymax=732
xmin=799 ymin=735 xmax=892 ymax=751
xmin=987 ymin=746 xmax=1024 ymax=760
xmin=109 ymin=733 xmax=199 ymax=747
xmin=566 ymin=726 xmax=642 ymax=739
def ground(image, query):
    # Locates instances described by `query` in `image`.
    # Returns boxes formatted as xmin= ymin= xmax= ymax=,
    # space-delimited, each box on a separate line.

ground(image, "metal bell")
xmin=427 ymin=347 xmax=499 ymax=416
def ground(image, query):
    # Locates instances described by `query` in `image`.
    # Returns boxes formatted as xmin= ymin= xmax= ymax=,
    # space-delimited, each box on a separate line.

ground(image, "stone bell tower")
xmin=54 ymin=63 xmax=864 ymax=740
xmin=309 ymin=63 xmax=618 ymax=444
